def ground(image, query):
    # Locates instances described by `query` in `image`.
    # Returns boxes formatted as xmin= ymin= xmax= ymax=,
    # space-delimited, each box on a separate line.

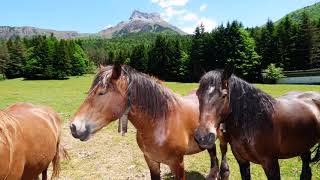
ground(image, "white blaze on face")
xmin=208 ymin=86 xmax=215 ymax=94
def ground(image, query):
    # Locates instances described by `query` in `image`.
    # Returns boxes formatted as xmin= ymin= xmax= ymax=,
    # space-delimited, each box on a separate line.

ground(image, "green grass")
xmin=1 ymin=76 xmax=320 ymax=180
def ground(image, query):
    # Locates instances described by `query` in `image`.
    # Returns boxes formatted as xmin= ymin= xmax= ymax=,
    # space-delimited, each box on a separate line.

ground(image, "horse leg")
xmin=41 ymin=167 xmax=48 ymax=180
xmin=219 ymin=140 xmax=230 ymax=180
xmin=237 ymin=160 xmax=251 ymax=180
xmin=300 ymin=151 xmax=312 ymax=180
xmin=206 ymin=144 xmax=220 ymax=180
xmin=262 ymin=159 xmax=280 ymax=180
xmin=144 ymin=155 xmax=160 ymax=180
xmin=169 ymin=158 xmax=186 ymax=180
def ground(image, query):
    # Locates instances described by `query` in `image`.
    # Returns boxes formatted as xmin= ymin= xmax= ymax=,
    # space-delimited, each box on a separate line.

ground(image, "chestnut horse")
xmin=70 ymin=64 xmax=230 ymax=180
xmin=0 ymin=103 xmax=67 ymax=180
xmin=194 ymin=67 xmax=320 ymax=180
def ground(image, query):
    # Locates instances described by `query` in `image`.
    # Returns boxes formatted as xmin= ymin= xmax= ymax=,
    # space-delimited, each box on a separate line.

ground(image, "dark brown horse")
xmin=194 ymin=67 xmax=320 ymax=180
xmin=69 ymin=64 xmax=229 ymax=180
xmin=0 ymin=103 xmax=68 ymax=180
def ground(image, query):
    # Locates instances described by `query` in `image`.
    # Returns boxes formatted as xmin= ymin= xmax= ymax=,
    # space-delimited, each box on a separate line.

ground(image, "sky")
xmin=1 ymin=0 xmax=319 ymax=34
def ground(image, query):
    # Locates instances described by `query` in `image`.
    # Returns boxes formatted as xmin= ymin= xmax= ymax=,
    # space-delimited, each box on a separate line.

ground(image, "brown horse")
xmin=69 ymin=64 xmax=230 ymax=180
xmin=0 ymin=102 xmax=68 ymax=180
xmin=194 ymin=67 xmax=320 ymax=180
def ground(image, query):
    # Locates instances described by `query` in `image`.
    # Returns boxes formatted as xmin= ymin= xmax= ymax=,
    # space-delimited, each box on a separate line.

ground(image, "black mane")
xmin=199 ymin=70 xmax=276 ymax=138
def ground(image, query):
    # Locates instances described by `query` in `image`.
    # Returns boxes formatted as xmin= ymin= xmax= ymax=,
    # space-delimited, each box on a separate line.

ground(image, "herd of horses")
xmin=1 ymin=64 xmax=320 ymax=180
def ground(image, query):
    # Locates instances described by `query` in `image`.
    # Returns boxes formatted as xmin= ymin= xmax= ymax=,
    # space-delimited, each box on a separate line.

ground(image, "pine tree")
xmin=294 ymin=11 xmax=313 ymax=70
xmin=0 ymin=42 xmax=9 ymax=75
xmin=130 ymin=44 xmax=148 ymax=72
xmin=5 ymin=37 xmax=26 ymax=78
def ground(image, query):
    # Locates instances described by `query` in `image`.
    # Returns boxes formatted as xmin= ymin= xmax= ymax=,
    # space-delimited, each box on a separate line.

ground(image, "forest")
xmin=0 ymin=12 xmax=319 ymax=82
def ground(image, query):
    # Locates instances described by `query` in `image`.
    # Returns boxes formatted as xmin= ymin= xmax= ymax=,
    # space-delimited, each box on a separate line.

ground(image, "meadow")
xmin=1 ymin=75 xmax=320 ymax=180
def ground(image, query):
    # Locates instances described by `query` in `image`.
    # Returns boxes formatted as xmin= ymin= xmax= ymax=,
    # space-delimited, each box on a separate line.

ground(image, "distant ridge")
xmin=0 ymin=10 xmax=186 ymax=40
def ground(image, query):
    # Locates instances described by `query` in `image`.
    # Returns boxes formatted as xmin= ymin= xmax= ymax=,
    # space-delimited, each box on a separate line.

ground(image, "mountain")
xmin=278 ymin=2 xmax=320 ymax=23
xmin=98 ymin=10 xmax=186 ymax=38
xmin=0 ymin=26 xmax=87 ymax=40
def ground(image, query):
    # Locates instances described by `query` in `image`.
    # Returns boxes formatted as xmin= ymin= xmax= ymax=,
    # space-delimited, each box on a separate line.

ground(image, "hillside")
xmin=278 ymin=2 xmax=320 ymax=23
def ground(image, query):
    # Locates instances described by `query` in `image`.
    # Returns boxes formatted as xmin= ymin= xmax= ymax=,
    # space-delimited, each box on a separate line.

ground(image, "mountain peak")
xmin=129 ymin=10 xmax=161 ymax=21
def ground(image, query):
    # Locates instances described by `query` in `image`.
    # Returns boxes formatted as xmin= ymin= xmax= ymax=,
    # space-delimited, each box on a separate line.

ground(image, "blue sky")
xmin=1 ymin=0 xmax=319 ymax=34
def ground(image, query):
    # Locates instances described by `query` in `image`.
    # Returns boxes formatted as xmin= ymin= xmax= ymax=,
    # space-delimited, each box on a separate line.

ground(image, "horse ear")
xmin=111 ymin=62 xmax=121 ymax=80
xmin=99 ymin=64 xmax=105 ymax=70
xmin=222 ymin=65 xmax=233 ymax=89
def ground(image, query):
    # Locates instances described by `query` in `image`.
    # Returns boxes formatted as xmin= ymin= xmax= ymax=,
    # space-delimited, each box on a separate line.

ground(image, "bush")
xmin=262 ymin=63 xmax=285 ymax=83
xmin=0 ymin=74 xmax=5 ymax=81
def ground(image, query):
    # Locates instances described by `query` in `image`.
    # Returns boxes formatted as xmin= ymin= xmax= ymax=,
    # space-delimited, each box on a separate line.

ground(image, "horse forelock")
xmin=199 ymin=70 xmax=276 ymax=140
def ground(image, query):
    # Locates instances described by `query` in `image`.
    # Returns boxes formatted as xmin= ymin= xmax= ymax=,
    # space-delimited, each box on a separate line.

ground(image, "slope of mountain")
xmin=278 ymin=2 xmax=320 ymax=23
xmin=0 ymin=26 xmax=87 ymax=40
xmin=98 ymin=10 xmax=186 ymax=38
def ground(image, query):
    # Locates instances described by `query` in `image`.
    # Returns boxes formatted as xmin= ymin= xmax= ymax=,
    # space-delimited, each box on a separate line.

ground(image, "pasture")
xmin=1 ymin=75 xmax=320 ymax=180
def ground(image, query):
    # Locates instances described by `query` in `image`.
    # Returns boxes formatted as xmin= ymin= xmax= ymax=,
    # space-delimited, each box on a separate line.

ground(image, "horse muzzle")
xmin=194 ymin=129 xmax=216 ymax=149
xmin=70 ymin=122 xmax=91 ymax=141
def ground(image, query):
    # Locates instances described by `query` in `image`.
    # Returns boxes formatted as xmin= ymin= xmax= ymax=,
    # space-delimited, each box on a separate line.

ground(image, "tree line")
xmin=0 ymin=35 xmax=92 ymax=79
xmin=0 ymin=11 xmax=319 ymax=82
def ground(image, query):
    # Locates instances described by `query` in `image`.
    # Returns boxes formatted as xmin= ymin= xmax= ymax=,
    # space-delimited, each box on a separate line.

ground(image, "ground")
xmin=1 ymin=75 xmax=320 ymax=180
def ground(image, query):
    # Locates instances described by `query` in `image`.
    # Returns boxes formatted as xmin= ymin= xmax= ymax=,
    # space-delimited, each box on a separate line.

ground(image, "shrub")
xmin=262 ymin=63 xmax=285 ymax=83
xmin=0 ymin=74 xmax=5 ymax=81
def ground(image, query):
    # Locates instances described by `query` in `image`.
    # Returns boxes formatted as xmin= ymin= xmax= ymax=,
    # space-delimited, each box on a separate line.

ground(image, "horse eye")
xmin=221 ymin=89 xmax=228 ymax=98
xmin=98 ymin=91 xmax=107 ymax=96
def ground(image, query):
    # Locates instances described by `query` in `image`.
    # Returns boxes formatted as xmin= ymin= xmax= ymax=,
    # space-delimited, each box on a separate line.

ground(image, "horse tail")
xmin=51 ymin=135 xmax=70 ymax=179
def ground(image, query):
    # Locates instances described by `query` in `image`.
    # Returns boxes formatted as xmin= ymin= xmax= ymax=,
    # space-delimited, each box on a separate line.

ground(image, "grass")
xmin=1 ymin=75 xmax=320 ymax=180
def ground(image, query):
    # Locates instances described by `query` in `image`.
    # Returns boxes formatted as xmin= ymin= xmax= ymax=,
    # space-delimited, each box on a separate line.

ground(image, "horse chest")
xmin=136 ymin=132 xmax=172 ymax=163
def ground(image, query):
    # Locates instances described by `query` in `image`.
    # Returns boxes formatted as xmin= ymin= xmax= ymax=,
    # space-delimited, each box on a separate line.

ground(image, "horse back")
xmin=4 ymin=102 xmax=61 ymax=179
xmin=274 ymin=93 xmax=320 ymax=158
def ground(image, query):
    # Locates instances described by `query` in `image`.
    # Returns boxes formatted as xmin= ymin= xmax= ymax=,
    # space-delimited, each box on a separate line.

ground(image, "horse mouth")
xmin=71 ymin=127 xmax=91 ymax=141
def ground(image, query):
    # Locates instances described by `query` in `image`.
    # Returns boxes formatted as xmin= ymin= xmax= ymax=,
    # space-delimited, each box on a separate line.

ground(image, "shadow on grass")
xmin=163 ymin=171 xmax=205 ymax=180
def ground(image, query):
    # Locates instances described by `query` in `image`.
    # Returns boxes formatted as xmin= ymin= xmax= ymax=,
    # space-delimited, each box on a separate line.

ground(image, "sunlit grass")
xmin=0 ymin=76 xmax=319 ymax=179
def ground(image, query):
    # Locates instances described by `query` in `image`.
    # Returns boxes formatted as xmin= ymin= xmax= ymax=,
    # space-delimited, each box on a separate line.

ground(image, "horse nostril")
xmin=207 ymin=133 xmax=216 ymax=142
xmin=70 ymin=123 xmax=77 ymax=133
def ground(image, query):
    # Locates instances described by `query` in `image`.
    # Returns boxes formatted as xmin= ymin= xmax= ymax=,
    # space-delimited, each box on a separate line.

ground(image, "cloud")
xmin=197 ymin=17 xmax=217 ymax=32
xmin=181 ymin=27 xmax=195 ymax=34
xmin=161 ymin=7 xmax=186 ymax=21
xmin=180 ymin=12 xmax=198 ymax=21
xmin=182 ymin=17 xmax=217 ymax=34
xmin=151 ymin=0 xmax=189 ymax=8
xmin=199 ymin=4 xmax=208 ymax=11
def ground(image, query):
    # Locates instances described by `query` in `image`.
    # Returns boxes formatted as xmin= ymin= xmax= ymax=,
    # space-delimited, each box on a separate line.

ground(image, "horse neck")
xmin=127 ymin=85 xmax=180 ymax=133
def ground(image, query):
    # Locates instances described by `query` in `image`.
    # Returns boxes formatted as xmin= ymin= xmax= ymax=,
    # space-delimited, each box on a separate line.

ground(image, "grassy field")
xmin=1 ymin=75 xmax=320 ymax=180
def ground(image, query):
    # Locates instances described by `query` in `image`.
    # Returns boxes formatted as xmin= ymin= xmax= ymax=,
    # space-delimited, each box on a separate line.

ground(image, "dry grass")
xmin=1 ymin=76 xmax=320 ymax=179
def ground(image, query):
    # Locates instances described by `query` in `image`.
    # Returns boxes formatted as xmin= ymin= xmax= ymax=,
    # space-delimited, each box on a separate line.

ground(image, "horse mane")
xmin=0 ymin=110 xmax=17 ymax=178
xmin=91 ymin=65 xmax=179 ymax=121
xmin=199 ymin=70 xmax=276 ymax=139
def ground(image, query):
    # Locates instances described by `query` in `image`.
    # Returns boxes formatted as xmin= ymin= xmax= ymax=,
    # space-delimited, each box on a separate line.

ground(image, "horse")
xmin=0 ymin=102 xmax=68 ymax=180
xmin=194 ymin=67 xmax=320 ymax=180
xmin=69 ymin=64 xmax=230 ymax=180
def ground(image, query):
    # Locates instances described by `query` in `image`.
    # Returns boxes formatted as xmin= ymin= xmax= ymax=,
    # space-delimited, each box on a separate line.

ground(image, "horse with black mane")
xmin=194 ymin=67 xmax=320 ymax=180
xmin=69 ymin=64 xmax=229 ymax=180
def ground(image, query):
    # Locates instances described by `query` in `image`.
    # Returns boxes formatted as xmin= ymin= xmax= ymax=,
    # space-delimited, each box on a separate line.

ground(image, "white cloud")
xmin=161 ymin=7 xmax=186 ymax=21
xmin=197 ymin=17 xmax=217 ymax=32
xmin=182 ymin=27 xmax=195 ymax=34
xmin=199 ymin=4 xmax=208 ymax=11
xmin=151 ymin=0 xmax=189 ymax=8
xmin=181 ymin=12 xmax=198 ymax=21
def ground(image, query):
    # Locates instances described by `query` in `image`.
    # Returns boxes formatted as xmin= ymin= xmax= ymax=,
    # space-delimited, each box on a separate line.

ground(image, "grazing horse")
xmin=69 ymin=64 xmax=230 ymax=180
xmin=0 ymin=103 xmax=67 ymax=180
xmin=194 ymin=67 xmax=320 ymax=180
